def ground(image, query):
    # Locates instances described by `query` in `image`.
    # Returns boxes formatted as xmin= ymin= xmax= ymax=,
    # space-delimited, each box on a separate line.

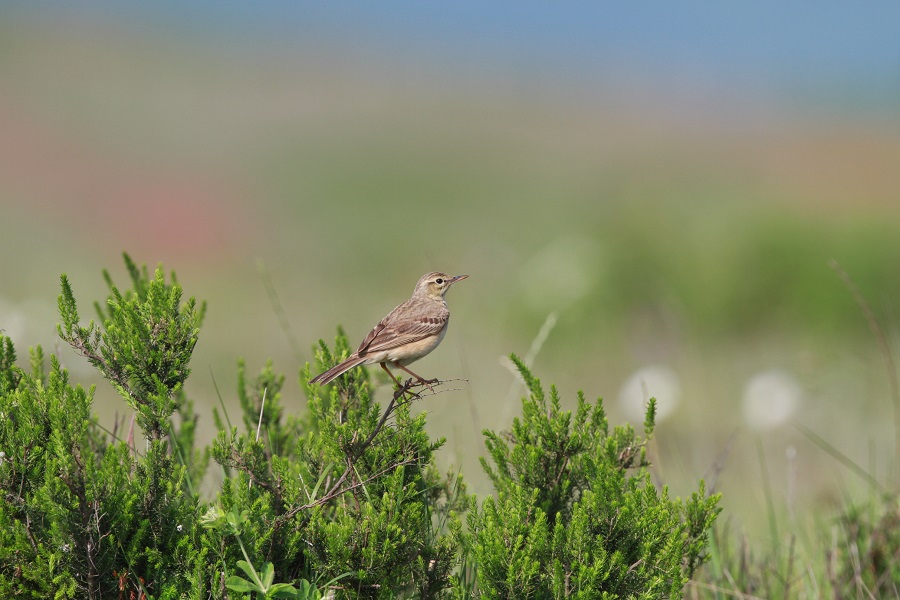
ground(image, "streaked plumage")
xmin=310 ymin=271 xmax=467 ymax=387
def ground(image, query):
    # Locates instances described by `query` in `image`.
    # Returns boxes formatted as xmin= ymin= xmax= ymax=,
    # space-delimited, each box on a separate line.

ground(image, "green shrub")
xmin=458 ymin=356 xmax=721 ymax=599
xmin=823 ymin=495 xmax=900 ymax=598
xmin=0 ymin=254 xmax=719 ymax=599
xmin=1 ymin=257 xmax=206 ymax=598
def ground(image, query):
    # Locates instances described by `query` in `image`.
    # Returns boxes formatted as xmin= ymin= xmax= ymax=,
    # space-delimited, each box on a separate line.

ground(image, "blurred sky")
xmin=3 ymin=1 xmax=899 ymax=378
xmin=8 ymin=2 xmax=900 ymax=88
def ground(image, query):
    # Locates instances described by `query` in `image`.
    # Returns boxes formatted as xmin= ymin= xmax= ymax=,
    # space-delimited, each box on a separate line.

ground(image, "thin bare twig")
xmin=255 ymin=387 xmax=268 ymax=442
xmin=703 ymin=428 xmax=738 ymax=495
xmin=248 ymin=387 xmax=268 ymax=488
xmin=257 ymin=260 xmax=304 ymax=362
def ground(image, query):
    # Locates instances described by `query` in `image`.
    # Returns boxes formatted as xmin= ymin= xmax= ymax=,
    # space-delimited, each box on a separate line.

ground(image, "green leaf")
xmin=236 ymin=559 xmax=261 ymax=585
xmin=261 ymin=561 xmax=275 ymax=590
xmin=225 ymin=575 xmax=258 ymax=593
xmin=269 ymin=582 xmax=303 ymax=598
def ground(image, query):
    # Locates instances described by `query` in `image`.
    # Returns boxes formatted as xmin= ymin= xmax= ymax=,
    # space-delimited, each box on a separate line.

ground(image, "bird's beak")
xmin=449 ymin=274 xmax=468 ymax=285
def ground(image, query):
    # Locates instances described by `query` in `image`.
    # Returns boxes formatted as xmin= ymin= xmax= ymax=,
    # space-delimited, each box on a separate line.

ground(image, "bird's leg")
xmin=394 ymin=364 xmax=438 ymax=393
xmin=380 ymin=363 xmax=404 ymax=388
xmin=381 ymin=363 xmax=420 ymax=399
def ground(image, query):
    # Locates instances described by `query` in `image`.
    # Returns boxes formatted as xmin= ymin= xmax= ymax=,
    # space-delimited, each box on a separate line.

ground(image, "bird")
xmin=310 ymin=271 xmax=468 ymax=390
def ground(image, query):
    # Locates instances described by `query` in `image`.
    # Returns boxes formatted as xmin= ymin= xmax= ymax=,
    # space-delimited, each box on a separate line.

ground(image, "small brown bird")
xmin=310 ymin=271 xmax=468 ymax=389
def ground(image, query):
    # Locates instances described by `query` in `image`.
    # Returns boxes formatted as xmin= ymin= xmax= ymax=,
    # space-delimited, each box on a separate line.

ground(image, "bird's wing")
xmin=356 ymin=321 xmax=387 ymax=354
xmin=357 ymin=309 xmax=448 ymax=356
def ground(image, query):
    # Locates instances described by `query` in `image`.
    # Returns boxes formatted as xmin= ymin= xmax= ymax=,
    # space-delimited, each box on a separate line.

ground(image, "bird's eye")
xmin=435 ymin=278 xmax=444 ymax=284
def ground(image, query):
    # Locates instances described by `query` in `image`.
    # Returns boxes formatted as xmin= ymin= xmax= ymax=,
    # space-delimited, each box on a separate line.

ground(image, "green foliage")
xmin=0 ymin=334 xmax=20 ymax=394
xmin=2 ymin=254 xmax=207 ymax=599
xmin=831 ymin=497 xmax=900 ymax=594
xmin=0 ymin=254 xmax=721 ymax=599
xmin=0 ymin=342 xmax=201 ymax=599
xmin=461 ymin=355 xmax=722 ymax=598
xmin=703 ymin=495 xmax=900 ymax=599
xmin=201 ymin=506 xmax=321 ymax=599
xmin=57 ymin=252 xmax=206 ymax=440
xmin=212 ymin=340 xmax=466 ymax=598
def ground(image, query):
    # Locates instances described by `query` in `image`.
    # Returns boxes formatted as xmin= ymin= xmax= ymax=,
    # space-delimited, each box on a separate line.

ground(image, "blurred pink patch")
xmin=0 ymin=95 xmax=250 ymax=262
xmin=109 ymin=175 xmax=238 ymax=257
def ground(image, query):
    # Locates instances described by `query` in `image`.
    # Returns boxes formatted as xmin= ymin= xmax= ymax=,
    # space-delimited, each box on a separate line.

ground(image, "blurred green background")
xmin=2 ymin=3 xmax=900 ymax=540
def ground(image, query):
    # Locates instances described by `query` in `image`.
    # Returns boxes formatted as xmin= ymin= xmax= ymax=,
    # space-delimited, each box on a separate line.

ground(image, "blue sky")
xmin=8 ymin=2 xmax=900 ymax=85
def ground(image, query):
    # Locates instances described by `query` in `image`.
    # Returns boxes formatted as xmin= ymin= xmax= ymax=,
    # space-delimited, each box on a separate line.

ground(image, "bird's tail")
xmin=309 ymin=355 xmax=367 ymax=385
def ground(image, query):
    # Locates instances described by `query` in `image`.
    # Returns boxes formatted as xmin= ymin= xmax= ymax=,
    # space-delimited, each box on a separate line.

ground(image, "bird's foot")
xmin=417 ymin=377 xmax=439 ymax=393
xmin=394 ymin=378 xmax=418 ymax=400
xmin=393 ymin=377 xmax=441 ymax=399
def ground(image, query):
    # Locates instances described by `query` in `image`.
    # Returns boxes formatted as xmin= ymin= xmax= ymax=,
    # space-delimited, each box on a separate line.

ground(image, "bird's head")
xmin=415 ymin=271 xmax=468 ymax=299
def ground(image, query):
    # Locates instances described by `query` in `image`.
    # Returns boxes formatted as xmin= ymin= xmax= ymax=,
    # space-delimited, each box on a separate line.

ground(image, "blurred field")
xmin=2 ymin=6 xmax=900 ymax=555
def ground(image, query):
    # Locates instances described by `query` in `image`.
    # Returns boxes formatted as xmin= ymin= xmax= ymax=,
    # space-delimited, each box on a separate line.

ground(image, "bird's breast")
xmin=390 ymin=325 xmax=448 ymax=366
